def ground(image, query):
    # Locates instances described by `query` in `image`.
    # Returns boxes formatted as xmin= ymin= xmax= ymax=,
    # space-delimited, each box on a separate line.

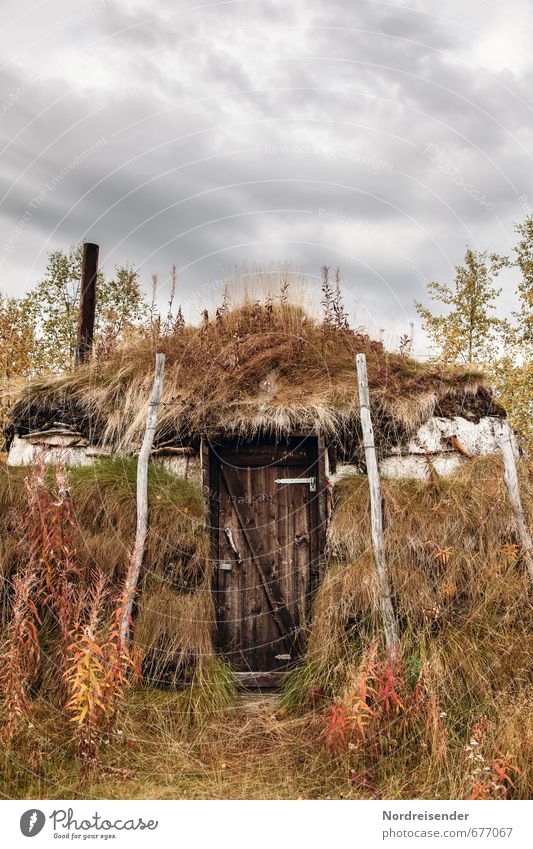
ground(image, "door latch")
xmin=274 ymin=476 xmax=316 ymax=492
xmin=214 ymin=561 xmax=232 ymax=571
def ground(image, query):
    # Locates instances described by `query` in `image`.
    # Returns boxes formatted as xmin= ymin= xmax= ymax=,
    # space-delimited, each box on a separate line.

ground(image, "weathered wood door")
xmin=207 ymin=438 xmax=325 ymax=673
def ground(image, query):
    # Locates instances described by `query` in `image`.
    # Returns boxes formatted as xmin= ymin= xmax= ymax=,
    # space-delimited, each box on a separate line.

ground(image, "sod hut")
xmin=4 ymin=302 xmax=514 ymax=684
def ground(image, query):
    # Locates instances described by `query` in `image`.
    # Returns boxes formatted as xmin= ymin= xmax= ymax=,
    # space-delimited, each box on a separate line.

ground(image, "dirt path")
xmin=107 ymin=691 xmax=334 ymax=800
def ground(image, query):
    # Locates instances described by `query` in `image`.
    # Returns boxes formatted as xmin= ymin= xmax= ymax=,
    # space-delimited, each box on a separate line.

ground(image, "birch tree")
xmin=415 ymin=248 xmax=507 ymax=366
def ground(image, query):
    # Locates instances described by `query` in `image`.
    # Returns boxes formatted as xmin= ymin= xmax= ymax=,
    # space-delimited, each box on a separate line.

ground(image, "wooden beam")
xmin=356 ymin=353 xmax=399 ymax=654
xmin=499 ymin=422 xmax=533 ymax=584
xmin=76 ymin=242 xmax=99 ymax=365
xmin=120 ymin=353 xmax=166 ymax=646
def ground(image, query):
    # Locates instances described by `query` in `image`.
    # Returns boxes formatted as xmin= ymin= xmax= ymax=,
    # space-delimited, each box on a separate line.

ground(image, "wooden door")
xmin=208 ymin=438 xmax=324 ymax=673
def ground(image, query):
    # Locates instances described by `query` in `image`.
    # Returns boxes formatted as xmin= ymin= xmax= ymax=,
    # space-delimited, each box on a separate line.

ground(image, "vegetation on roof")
xmin=7 ymin=300 xmax=502 ymax=458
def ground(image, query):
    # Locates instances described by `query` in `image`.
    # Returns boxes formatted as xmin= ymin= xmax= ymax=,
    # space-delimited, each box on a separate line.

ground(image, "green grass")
xmin=69 ymin=458 xmax=204 ymax=515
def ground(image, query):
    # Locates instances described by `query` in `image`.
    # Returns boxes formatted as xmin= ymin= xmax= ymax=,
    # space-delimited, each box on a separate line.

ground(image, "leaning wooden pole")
xmin=356 ymin=353 xmax=399 ymax=654
xmin=120 ymin=353 xmax=166 ymax=646
xmin=499 ymin=421 xmax=533 ymax=584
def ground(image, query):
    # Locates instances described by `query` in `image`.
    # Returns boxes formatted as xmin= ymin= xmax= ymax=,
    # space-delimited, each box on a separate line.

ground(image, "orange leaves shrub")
xmin=323 ymin=643 xmax=443 ymax=764
xmin=0 ymin=458 xmax=76 ymax=740
xmin=324 ymin=704 xmax=348 ymax=752
xmin=324 ymin=658 xmax=522 ymax=799
xmin=65 ymin=572 xmax=132 ymax=771
xmin=21 ymin=459 xmax=79 ymax=611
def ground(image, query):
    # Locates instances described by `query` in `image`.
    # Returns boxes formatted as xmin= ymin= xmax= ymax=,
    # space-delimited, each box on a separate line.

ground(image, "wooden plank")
xmin=499 ymin=422 xmax=533 ymax=583
xmin=246 ymin=464 xmax=264 ymax=669
xmin=217 ymin=459 xmax=234 ymax=657
xmin=220 ymin=450 xmax=310 ymax=467
xmin=219 ymin=463 xmax=296 ymax=647
xmin=279 ymin=461 xmax=294 ymax=655
xmin=292 ymin=460 xmax=310 ymax=646
xmin=356 ymin=354 xmax=399 ymax=654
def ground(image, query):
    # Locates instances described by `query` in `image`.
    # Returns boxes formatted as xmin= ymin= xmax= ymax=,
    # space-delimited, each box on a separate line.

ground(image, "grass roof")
xmin=8 ymin=302 xmax=503 ymax=457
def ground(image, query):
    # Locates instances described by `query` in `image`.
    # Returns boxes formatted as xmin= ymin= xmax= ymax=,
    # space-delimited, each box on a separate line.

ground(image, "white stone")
xmin=23 ymin=428 xmax=88 ymax=448
xmin=379 ymin=453 xmax=464 ymax=480
xmin=329 ymin=463 xmax=361 ymax=484
xmin=377 ymin=415 xmax=511 ymax=480
xmin=7 ymin=431 xmax=203 ymax=482
xmin=8 ymin=414 xmax=511 ymax=484
xmin=153 ymin=454 xmax=201 ymax=483
xmin=390 ymin=415 xmax=507 ymax=456
xmin=7 ymin=434 xmax=93 ymax=467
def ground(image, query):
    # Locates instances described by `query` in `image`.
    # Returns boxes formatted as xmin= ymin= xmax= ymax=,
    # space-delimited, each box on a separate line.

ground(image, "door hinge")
xmin=275 ymin=476 xmax=316 ymax=492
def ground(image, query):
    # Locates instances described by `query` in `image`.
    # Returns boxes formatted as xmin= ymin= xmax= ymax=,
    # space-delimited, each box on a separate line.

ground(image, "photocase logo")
xmin=20 ymin=809 xmax=46 ymax=837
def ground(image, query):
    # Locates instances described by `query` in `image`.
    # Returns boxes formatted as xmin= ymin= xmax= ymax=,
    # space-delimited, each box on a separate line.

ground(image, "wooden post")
xmin=499 ymin=421 xmax=533 ymax=583
xmin=76 ymin=242 xmax=99 ymax=365
xmin=120 ymin=353 xmax=166 ymax=646
xmin=356 ymin=353 xmax=399 ymax=654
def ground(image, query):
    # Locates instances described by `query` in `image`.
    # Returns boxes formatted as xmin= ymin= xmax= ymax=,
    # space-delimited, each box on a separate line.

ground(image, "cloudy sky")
xmin=1 ymin=0 xmax=532 ymax=352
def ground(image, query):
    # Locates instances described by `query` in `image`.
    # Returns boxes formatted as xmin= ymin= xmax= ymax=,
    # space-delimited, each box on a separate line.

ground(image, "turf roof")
xmin=7 ymin=302 xmax=504 ymax=458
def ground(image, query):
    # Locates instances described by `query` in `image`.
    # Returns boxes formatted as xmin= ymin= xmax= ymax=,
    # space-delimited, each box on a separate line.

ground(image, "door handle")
xmin=224 ymin=527 xmax=243 ymax=565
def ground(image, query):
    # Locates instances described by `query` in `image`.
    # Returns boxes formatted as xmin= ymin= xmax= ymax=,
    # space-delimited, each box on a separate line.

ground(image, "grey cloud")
xmin=0 ymin=0 xmax=532 ymax=349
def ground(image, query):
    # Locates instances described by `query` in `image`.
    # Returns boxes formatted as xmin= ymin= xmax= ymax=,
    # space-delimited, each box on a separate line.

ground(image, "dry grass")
xmin=313 ymin=456 xmax=531 ymax=654
xmin=281 ymin=456 xmax=532 ymax=800
xmin=7 ymin=302 xmax=499 ymax=459
xmin=0 ymin=453 xmax=531 ymax=799
xmin=0 ymin=692 xmax=327 ymax=800
xmin=2 ymin=681 xmax=531 ymax=799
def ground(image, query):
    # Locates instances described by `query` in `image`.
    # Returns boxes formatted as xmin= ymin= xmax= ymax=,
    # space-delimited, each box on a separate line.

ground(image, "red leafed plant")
xmin=22 ymin=459 xmax=80 ymax=612
xmin=0 ymin=458 xmax=134 ymax=772
xmin=322 ymin=642 xmax=448 ymax=767
xmin=0 ymin=566 xmax=41 ymax=743
xmin=0 ymin=459 xmax=80 ymax=740
xmin=373 ymin=652 xmax=406 ymax=717
xmin=324 ymin=703 xmax=348 ymax=752
xmin=469 ymin=755 xmax=520 ymax=800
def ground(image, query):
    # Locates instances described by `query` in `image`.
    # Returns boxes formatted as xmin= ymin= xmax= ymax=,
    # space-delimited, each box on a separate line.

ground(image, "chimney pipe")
xmin=76 ymin=242 xmax=99 ymax=366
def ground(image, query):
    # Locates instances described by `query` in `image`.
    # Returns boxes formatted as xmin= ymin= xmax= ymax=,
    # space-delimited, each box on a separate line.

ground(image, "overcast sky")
xmin=1 ymin=0 xmax=532 ymax=352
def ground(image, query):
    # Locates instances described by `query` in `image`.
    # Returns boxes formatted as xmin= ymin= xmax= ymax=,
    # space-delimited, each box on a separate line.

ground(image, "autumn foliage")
xmin=65 ymin=571 xmax=132 ymax=773
xmin=0 ymin=458 xmax=132 ymax=774
xmin=323 ymin=643 xmax=414 ymax=755
xmin=0 ymin=566 xmax=41 ymax=742
xmin=321 ymin=642 xmax=524 ymax=800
